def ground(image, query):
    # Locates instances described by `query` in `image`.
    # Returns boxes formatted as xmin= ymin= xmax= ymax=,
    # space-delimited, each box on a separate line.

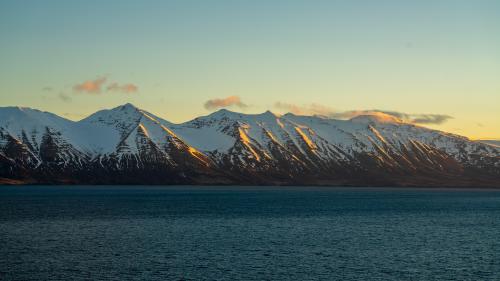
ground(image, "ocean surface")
xmin=1 ymin=186 xmax=500 ymax=281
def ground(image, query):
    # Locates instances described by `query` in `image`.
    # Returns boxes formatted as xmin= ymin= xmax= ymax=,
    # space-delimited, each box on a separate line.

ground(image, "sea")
xmin=1 ymin=186 xmax=500 ymax=280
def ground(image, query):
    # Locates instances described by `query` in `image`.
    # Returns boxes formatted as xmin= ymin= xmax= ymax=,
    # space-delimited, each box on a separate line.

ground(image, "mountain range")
xmin=0 ymin=103 xmax=498 ymax=187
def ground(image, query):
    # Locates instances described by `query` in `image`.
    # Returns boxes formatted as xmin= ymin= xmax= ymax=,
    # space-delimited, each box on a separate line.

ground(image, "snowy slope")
xmin=479 ymin=140 xmax=500 ymax=148
xmin=0 ymin=103 xmax=498 ymax=185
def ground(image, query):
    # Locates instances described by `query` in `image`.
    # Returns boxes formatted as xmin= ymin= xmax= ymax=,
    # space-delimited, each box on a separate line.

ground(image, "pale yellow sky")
xmin=1 ymin=0 xmax=499 ymax=139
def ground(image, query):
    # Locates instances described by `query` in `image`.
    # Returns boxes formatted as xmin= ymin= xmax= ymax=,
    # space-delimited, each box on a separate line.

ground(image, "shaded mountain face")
xmin=0 ymin=104 xmax=499 ymax=187
xmin=480 ymin=140 xmax=500 ymax=148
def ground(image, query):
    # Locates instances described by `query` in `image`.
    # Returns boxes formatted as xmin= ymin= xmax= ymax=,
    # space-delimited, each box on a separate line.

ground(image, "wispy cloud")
xmin=73 ymin=77 xmax=107 ymax=94
xmin=371 ymin=110 xmax=453 ymax=125
xmin=73 ymin=76 xmax=138 ymax=94
xmin=107 ymin=82 xmax=138 ymax=93
xmin=204 ymin=96 xmax=248 ymax=110
xmin=274 ymin=102 xmax=334 ymax=117
xmin=42 ymin=86 xmax=53 ymax=92
xmin=58 ymin=92 xmax=72 ymax=103
xmin=274 ymin=102 xmax=453 ymax=125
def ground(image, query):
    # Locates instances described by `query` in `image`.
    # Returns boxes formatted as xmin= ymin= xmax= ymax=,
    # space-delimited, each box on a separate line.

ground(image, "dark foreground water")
xmin=1 ymin=186 xmax=500 ymax=280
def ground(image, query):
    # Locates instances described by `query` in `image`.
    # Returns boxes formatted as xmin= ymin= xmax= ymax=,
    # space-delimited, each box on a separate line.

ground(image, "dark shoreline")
xmin=2 ymin=184 xmax=500 ymax=191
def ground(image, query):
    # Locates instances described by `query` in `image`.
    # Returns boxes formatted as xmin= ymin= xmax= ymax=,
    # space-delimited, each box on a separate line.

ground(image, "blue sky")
xmin=0 ymin=0 xmax=499 ymax=138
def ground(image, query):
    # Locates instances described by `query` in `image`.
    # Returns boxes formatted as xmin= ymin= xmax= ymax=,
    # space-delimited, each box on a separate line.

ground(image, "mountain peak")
xmin=208 ymin=108 xmax=247 ymax=119
xmin=214 ymin=108 xmax=231 ymax=114
xmin=114 ymin=103 xmax=140 ymax=112
xmin=0 ymin=106 xmax=62 ymax=122
xmin=0 ymin=105 xmax=40 ymax=114
xmin=81 ymin=103 xmax=142 ymax=124
xmin=261 ymin=110 xmax=276 ymax=117
xmin=207 ymin=109 xmax=279 ymax=121
xmin=0 ymin=103 xmax=499 ymax=187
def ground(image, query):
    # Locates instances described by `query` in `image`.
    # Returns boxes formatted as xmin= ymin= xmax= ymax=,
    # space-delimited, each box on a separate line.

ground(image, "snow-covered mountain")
xmin=480 ymin=140 xmax=500 ymax=148
xmin=1 ymin=104 xmax=499 ymax=186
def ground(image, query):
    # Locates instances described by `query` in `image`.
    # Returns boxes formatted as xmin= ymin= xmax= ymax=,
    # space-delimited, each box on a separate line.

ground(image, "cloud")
xmin=42 ymin=86 xmax=53 ymax=92
xmin=274 ymin=102 xmax=453 ymax=125
xmin=204 ymin=96 xmax=248 ymax=110
xmin=73 ymin=77 xmax=107 ymax=94
xmin=371 ymin=110 xmax=453 ymax=125
xmin=274 ymin=102 xmax=337 ymax=117
xmin=73 ymin=76 xmax=138 ymax=94
xmin=58 ymin=92 xmax=72 ymax=103
xmin=107 ymin=82 xmax=138 ymax=93
xmin=404 ymin=114 xmax=453 ymax=125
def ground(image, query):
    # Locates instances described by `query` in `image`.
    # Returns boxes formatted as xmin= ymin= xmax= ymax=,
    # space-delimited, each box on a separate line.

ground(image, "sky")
xmin=0 ymin=0 xmax=499 ymax=139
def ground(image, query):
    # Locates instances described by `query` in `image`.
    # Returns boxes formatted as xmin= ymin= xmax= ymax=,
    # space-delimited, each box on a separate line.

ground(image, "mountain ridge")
xmin=0 ymin=104 xmax=498 ymax=187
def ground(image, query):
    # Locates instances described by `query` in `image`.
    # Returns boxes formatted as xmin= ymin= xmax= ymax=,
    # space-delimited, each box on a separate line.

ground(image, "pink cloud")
xmin=107 ymin=82 xmax=138 ymax=93
xmin=204 ymin=96 xmax=248 ymax=110
xmin=73 ymin=77 xmax=138 ymax=94
xmin=274 ymin=102 xmax=452 ymax=125
xmin=73 ymin=77 xmax=107 ymax=94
